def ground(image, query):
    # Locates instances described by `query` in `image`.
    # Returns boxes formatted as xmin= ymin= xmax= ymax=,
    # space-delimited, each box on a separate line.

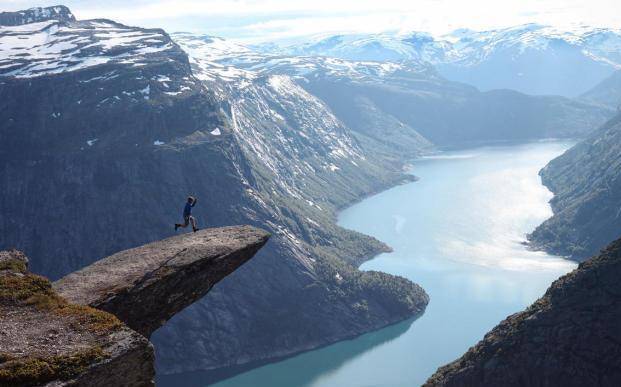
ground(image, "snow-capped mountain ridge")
xmin=263 ymin=24 xmax=621 ymax=67
xmin=0 ymin=5 xmax=75 ymax=26
xmin=173 ymin=33 xmax=435 ymax=88
xmin=0 ymin=17 xmax=179 ymax=78
xmin=253 ymin=23 xmax=621 ymax=96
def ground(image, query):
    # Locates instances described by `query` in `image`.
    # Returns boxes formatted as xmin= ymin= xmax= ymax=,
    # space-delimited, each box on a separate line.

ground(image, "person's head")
xmin=187 ymin=196 xmax=195 ymax=204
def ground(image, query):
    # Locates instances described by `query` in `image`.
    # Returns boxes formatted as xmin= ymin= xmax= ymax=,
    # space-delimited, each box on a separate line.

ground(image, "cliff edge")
xmin=425 ymin=236 xmax=621 ymax=387
xmin=0 ymin=226 xmax=269 ymax=386
xmin=54 ymin=226 xmax=270 ymax=337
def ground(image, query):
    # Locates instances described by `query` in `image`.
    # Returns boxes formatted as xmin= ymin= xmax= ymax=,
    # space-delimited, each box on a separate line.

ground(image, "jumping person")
xmin=175 ymin=196 xmax=199 ymax=232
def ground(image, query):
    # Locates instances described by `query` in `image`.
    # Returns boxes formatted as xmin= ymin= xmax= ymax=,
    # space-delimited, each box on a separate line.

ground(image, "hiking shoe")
xmin=193 ymin=227 xmax=200 ymax=233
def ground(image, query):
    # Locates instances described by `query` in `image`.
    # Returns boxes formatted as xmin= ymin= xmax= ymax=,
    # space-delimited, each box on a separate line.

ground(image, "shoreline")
xmin=157 ymin=314 xmax=424 ymax=386
xmin=157 ymin=161 xmax=427 ymax=386
xmin=159 ymin=139 xmax=573 ymax=385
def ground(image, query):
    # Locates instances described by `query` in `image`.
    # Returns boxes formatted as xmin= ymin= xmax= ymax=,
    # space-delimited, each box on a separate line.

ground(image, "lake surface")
xmin=169 ymin=141 xmax=577 ymax=387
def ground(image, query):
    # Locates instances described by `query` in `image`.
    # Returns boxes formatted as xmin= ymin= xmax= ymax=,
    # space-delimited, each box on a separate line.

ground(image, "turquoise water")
xmin=166 ymin=141 xmax=577 ymax=387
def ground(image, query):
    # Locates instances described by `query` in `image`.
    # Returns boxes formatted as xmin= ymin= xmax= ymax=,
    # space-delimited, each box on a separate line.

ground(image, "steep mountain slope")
xmin=425 ymin=236 xmax=621 ymax=387
xmin=267 ymin=25 xmax=621 ymax=96
xmin=528 ymin=113 xmax=621 ymax=260
xmin=0 ymin=15 xmax=228 ymax=277
xmin=150 ymin=32 xmax=430 ymax=375
xmin=172 ymin=33 xmax=435 ymax=158
xmin=581 ymin=69 xmax=621 ymax=108
xmin=192 ymin=34 xmax=611 ymax=148
xmin=0 ymin=7 xmax=428 ymax=378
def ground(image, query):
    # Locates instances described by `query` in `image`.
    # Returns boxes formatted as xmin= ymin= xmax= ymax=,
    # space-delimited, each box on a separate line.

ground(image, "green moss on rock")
xmin=1 ymin=272 xmax=122 ymax=335
xmin=0 ymin=347 xmax=108 ymax=387
xmin=0 ymin=259 xmax=27 ymax=274
xmin=0 ymin=269 xmax=123 ymax=385
xmin=0 ymin=274 xmax=55 ymax=304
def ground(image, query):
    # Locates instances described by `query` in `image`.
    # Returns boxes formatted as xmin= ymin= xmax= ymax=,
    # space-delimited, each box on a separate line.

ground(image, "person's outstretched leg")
xmin=190 ymin=216 xmax=199 ymax=232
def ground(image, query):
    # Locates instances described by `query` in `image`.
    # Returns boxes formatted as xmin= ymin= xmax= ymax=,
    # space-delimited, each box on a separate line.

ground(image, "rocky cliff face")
xmin=528 ymin=113 xmax=621 ymax=260
xmin=425 ymin=236 xmax=621 ymax=387
xmin=0 ymin=226 xmax=267 ymax=386
xmin=0 ymin=7 xmax=430 ymax=378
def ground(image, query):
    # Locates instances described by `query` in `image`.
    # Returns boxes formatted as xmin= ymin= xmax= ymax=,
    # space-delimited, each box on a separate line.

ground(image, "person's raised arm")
xmin=192 ymin=197 xmax=197 ymax=207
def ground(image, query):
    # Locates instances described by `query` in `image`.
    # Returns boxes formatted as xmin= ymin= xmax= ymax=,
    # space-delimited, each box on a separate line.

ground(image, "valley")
xmin=1 ymin=4 xmax=620 ymax=386
xmin=159 ymin=141 xmax=577 ymax=386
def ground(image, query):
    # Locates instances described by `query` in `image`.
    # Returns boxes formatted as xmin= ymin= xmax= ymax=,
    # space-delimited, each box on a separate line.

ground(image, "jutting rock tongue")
xmin=0 ymin=5 xmax=75 ymax=26
xmin=54 ymin=226 xmax=270 ymax=337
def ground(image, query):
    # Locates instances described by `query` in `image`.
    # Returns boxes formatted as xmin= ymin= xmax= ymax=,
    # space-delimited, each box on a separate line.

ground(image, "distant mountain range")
xmin=0 ymin=5 xmax=618 ymax=381
xmin=174 ymin=33 xmax=611 ymax=148
xmin=257 ymin=25 xmax=621 ymax=97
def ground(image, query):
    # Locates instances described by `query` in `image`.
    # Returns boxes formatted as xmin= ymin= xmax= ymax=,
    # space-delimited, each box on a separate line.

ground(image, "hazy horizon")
xmin=1 ymin=0 xmax=620 ymax=43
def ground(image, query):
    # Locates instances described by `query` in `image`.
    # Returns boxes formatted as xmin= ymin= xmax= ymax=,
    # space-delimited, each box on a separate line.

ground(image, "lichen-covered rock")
xmin=425 ymin=236 xmax=621 ymax=387
xmin=53 ymin=226 xmax=270 ymax=337
xmin=0 ymin=250 xmax=153 ymax=387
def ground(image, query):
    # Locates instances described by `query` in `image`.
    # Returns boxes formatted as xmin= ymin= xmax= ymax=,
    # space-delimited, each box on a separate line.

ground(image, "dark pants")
xmin=176 ymin=214 xmax=196 ymax=230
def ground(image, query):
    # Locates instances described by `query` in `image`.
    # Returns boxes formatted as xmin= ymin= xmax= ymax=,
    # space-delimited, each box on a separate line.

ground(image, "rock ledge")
xmin=54 ymin=226 xmax=270 ymax=337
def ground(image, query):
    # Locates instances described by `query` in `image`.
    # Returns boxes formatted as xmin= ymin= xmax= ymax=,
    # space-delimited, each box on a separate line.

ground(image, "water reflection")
xmin=158 ymin=318 xmax=416 ymax=387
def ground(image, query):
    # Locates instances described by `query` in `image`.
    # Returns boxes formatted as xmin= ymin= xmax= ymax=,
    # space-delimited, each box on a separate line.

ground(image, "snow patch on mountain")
xmin=172 ymin=32 xmax=432 ymax=88
xmin=260 ymin=24 xmax=621 ymax=69
xmin=0 ymin=18 xmax=176 ymax=78
xmin=172 ymin=33 xmax=371 ymax=209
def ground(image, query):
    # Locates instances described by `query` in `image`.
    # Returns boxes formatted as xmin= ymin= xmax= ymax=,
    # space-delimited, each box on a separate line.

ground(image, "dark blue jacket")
xmin=183 ymin=201 xmax=195 ymax=217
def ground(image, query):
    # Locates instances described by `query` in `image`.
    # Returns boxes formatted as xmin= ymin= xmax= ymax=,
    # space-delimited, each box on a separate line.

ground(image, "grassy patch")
xmin=0 ymin=354 xmax=15 ymax=364
xmin=1 ymin=273 xmax=123 ymax=334
xmin=0 ymin=273 xmax=122 ymax=384
xmin=0 ymin=274 xmax=55 ymax=305
xmin=58 ymin=304 xmax=123 ymax=334
xmin=0 ymin=347 xmax=108 ymax=387
xmin=0 ymin=259 xmax=27 ymax=274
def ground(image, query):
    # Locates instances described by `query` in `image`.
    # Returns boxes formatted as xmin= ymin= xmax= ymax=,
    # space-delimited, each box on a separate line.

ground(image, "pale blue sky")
xmin=2 ymin=0 xmax=620 ymax=42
